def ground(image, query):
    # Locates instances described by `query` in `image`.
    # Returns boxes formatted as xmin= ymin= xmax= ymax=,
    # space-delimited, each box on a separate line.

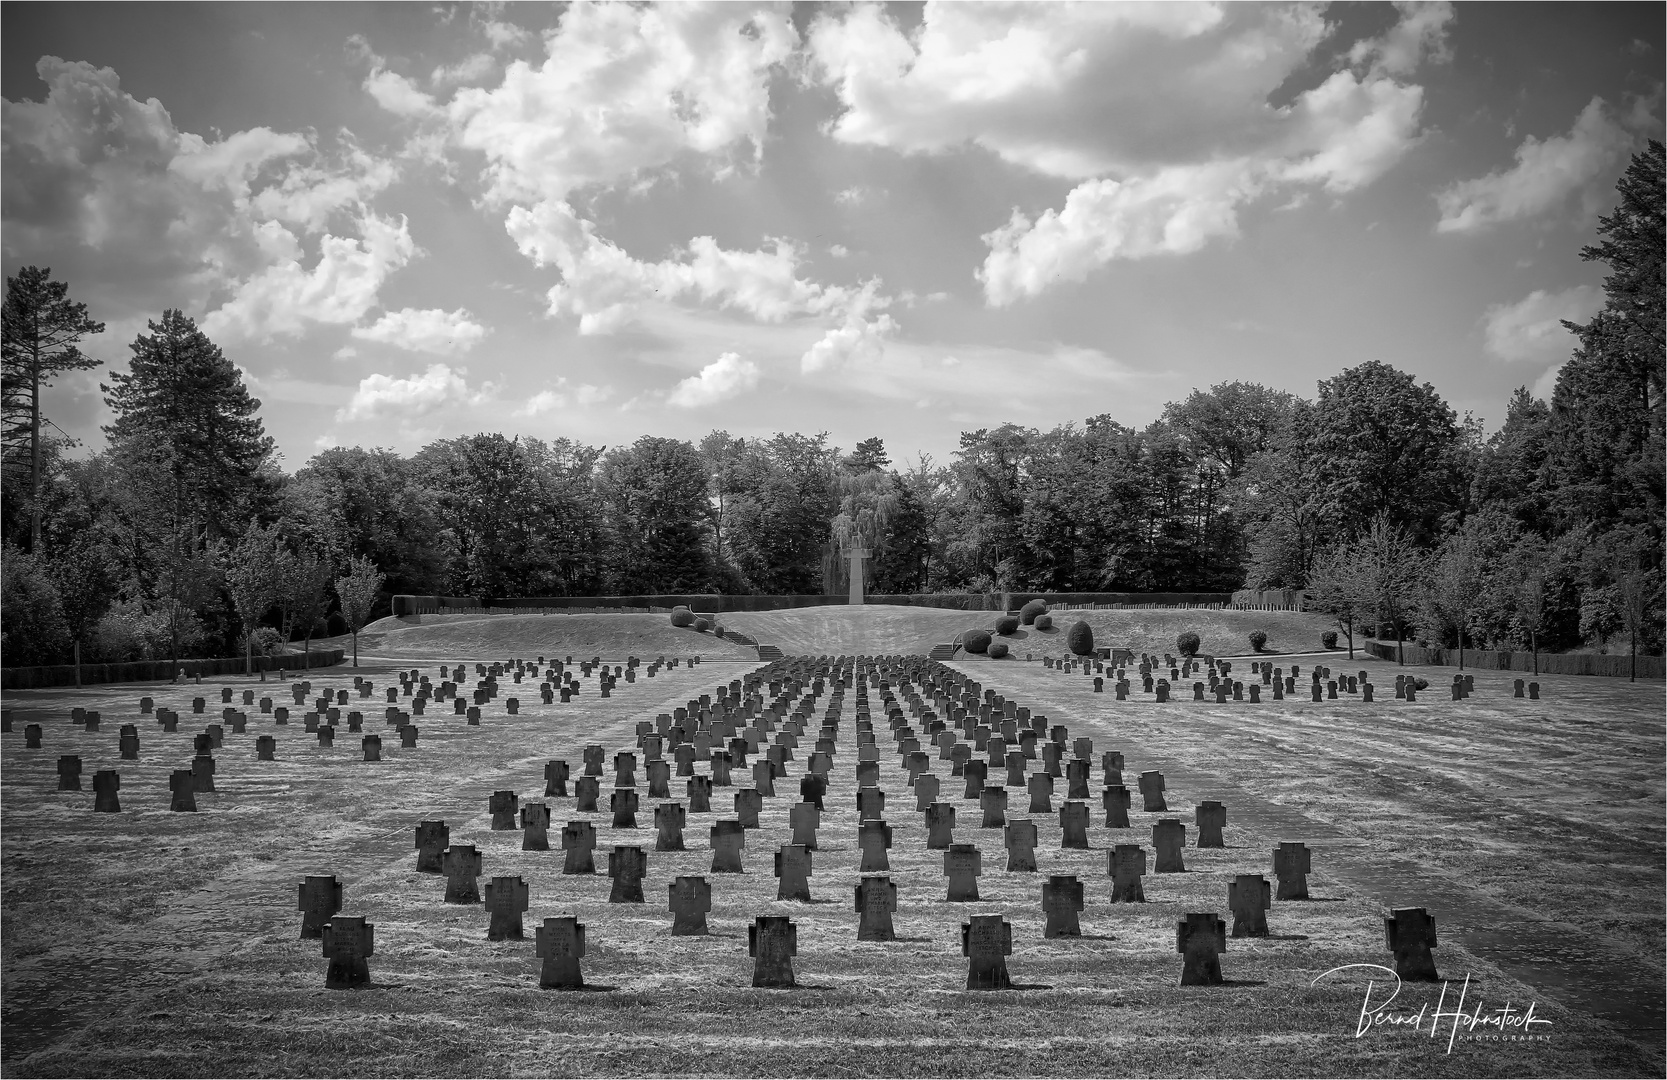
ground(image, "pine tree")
xmin=101 ymin=309 xmax=273 ymax=537
xmin=1 ymin=267 xmax=105 ymax=551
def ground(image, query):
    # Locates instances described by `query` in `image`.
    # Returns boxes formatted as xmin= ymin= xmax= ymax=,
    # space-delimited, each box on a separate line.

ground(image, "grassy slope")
xmin=720 ymin=606 xmax=978 ymax=655
xmin=318 ymin=612 xmax=758 ymax=662
xmin=2 ymin=624 xmax=1661 ymax=1077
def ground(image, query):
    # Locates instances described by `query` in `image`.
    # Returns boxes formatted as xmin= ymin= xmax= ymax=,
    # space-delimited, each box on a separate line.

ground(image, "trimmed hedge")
xmin=1321 ymin=630 xmax=1339 ymax=649
xmin=1019 ymin=599 xmax=1049 ymax=625
xmin=670 ymin=607 xmax=695 ymax=627
xmin=988 ymin=640 xmax=1009 ymax=659
xmin=693 ymin=618 xmax=711 ymax=633
xmin=964 ymin=630 xmax=992 ymax=654
xmin=1066 ymin=621 xmax=1094 ymax=656
xmin=994 ymin=615 xmax=1020 ymax=636
xmin=394 ymin=590 xmax=1237 ymax=616
xmin=1177 ymin=632 xmax=1201 ymax=657
xmin=1248 ymin=630 xmax=1267 ymax=652
xmin=1033 ymin=613 xmax=1052 ymax=631
xmin=1 ymin=649 xmax=347 ymax=690
xmin=1361 ymin=640 xmax=1665 ymax=679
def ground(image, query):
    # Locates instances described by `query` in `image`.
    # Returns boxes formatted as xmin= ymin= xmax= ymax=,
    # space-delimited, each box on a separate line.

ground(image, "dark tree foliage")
xmin=600 ymin=436 xmax=711 ymax=594
xmin=1 ymin=266 xmax=105 ymax=551
xmin=101 ymin=310 xmax=272 ymax=538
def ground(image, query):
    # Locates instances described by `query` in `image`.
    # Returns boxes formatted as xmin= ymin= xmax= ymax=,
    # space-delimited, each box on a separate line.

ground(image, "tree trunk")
xmin=1345 ymin=614 xmax=1354 ymax=660
xmin=1530 ymin=629 xmax=1538 ymax=677
xmin=29 ymin=344 xmax=41 ymax=553
xmin=352 ymin=628 xmax=358 ymax=668
xmin=1458 ymin=621 xmax=1465 ymax=671
xmin=245 ymin=630 xmax=252 ymax=676
xmin=74 ymin=637 xmax=81 ymax=687
xmin=1395 ymin=615 xmax=1404 ymax=666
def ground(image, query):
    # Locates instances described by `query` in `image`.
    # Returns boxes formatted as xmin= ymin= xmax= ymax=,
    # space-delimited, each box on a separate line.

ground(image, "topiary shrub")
xmin=1066 ymin=620 xmax=1094 ymax=656
xmin=1321 ymin=630 xmax=1338 ymax=649
xmin=670 ymin=607 xmax=694 ymax=628
xmin=963 ymin=630 xmax=992 ymax=654
xmin=1033 ymin=613 xmax=1052 ymax=631
xmin=1019 ymin=599 xmax=1049 ymax=625
xmin=995 ymin=614 xmax=1020 ymax=635
xmin=1248 ymin=630 xmax=1267 ymax=652
xmin=1412 ymin=677 xmax=1429 ymax=691
xmin=988 ymin=640 xmax=1009 ymax=659
xmin=693 ymin=618 xmax=711 ymax=633
xmin=1177 ymin=631 xmax=1201 ymax=657
xmin=714 ymin=625 xmax=725 ymax=638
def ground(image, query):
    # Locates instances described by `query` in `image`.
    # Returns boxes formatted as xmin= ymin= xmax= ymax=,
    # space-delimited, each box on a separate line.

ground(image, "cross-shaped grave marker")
xmin=608 ymin=846 xmax=647 ymax=903
xmin=484 ymin=875 xmax=530 ymax=939
xmin=535 ymin=915 xmax=585 ymax=989
xmin=322 ymin=916 xmax=373 ymax=989
xmin=1273 ymin=841 xmax=1311 ymax=900
xmin=668 ymin=876 xmax=711 ymax=936
xmin=710 ymin=820 xmax=746 ymax=873
xmin=1385 ymin=907 xmax=1439 ymax=980
xmin=1176 ymin=912 xmax=1226 ymax=986
xmin=297 ymin=875 xmax=343 ymax=939
xmin=1109 ymin=844 xmax=1147 ymax=902
xmin=749 ymin=916 xmax=798 ymax=988
xmin=962 ymin=914 xmax=1013 ymax=990
xmin=774 ymin=843 xmax=813 ymax=901
xmin=1041 ymin=874 xmax=1085 ymax=938
xmin=1228 ymin=874 xmax=1271 ymax=938
xmin=944 ymin=843 xmax=981 ymax=902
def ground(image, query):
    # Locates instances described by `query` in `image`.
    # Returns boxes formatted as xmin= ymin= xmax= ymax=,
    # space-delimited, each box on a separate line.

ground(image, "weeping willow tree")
xmin=823 ymin=438 xmax=900 ymax=594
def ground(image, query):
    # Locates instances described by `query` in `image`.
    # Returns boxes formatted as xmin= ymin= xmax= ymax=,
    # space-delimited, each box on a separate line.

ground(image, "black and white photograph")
xmin=1 ymin=2 xmax=1662 ymax=1076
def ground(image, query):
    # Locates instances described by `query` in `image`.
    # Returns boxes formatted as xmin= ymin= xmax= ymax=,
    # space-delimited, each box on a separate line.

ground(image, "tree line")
xmin=2 ymin=143 xmax=1660 ymax=670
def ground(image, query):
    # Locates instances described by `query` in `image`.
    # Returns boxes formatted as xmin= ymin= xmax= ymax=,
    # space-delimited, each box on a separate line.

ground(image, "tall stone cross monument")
xmin=846 ymin=547 xmax=871 ymax=606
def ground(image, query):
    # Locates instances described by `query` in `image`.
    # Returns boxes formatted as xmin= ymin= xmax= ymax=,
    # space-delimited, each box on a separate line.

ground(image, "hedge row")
xmin=393 ymin=591 xmax=1236 ymax=616
xmin=1 ymin=649 xmax=347 ymax=691
xmin=1361 ymin=641 xmax=1663 ymax=679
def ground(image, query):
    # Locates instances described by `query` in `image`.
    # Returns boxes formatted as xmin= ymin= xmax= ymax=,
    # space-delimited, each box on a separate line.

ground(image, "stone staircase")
xmin=755 ymin=644 xmax=784 ymax=661
xmin=928 ymin=642 xmax=960 ymax=660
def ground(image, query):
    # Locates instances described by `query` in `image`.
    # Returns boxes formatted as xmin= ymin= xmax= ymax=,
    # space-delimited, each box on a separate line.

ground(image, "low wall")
xmin=1 ymin=649 xmax=347 ymax=691
xmin=1361 ymin=641 xmax=1663 ymax=679
xmin=1005 ymin=592 xmax=1236 ymax=610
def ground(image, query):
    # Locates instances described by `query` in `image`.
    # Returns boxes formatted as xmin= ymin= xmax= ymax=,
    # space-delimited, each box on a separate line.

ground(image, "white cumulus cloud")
xmin=447 ymin=2 xmax=797 ymax=207
xmin=805 ymin=2 xmax=1449 ymax=303
xmin=667 ymin=352 xmax=760 ymax=408
xmin=1436 ymin=98 xmax=1639 ymax=233
xmin=516 ymin=379 xmax=615 ymax=416
xmin=1481 ymin=285 xmax=1603 ymax=365
xmin=202 ymin=214 xmax=416 ymax=342
xmin=352 ymin=306 xmax=489 ymax=355
xmin=337 ymin=363 xmax=491 ymax=421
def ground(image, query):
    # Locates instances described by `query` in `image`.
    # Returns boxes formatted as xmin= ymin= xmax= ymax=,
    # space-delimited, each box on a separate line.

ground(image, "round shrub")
xmin=995 ymin=614 xmax=1020 ymax=635
xmin=963 ymin=630 xmax=992 ymax=654
xmin=1066 ymin=620 xmax=1094 ymax=656
xmin=988 ymin=640 xmax=1009 ymax=659
xmin=1321 ymin=630 xmax=1338 ymax=649
xmin=1248 ymin=630 xmax=1268 ymax=652
xmin=693 ymin=618 xmax=711 ymax=633
xmin=1412 ymin=677 xmax=1430 ymax=691
xmin=714 ymin=625 xmax=725 ymax=638
xmin=1033 ymin=613 xmax=1052 ymax=631
xmin=1019 ymin=599 xmax=1049 ymax=625
xmin=1177 ymin=631 xmax=1201 ymax=657
xmin=670 ymin=607 xmax=694 ymax=628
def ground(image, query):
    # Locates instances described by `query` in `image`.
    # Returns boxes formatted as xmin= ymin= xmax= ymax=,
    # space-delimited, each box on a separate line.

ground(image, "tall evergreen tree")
xmin=1 ymin=266 xmax=105 ymax=551
xmin=101 ymin=309 xmax=273 ymax=537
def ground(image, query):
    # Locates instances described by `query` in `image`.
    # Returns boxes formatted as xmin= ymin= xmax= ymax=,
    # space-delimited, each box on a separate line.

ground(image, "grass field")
xmin=2 ymin=609 xmax=1662 ymax=1078
xmin=320 ymin=612 xmax=759 ymax=662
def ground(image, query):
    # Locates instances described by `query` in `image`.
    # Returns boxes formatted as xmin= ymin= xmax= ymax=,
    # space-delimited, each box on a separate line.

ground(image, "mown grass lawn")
xmin=2 ymin=641 xmax=1660 ymax=1077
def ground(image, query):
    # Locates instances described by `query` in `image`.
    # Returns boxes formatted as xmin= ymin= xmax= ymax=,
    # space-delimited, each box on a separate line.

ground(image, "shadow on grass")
xmin=1259 ymin=933 xmax=1312 ymax=942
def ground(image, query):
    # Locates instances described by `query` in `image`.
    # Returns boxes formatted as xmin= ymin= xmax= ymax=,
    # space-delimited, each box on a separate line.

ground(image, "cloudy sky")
xmin=3 ymin=2 xmax=1661 ymax=469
